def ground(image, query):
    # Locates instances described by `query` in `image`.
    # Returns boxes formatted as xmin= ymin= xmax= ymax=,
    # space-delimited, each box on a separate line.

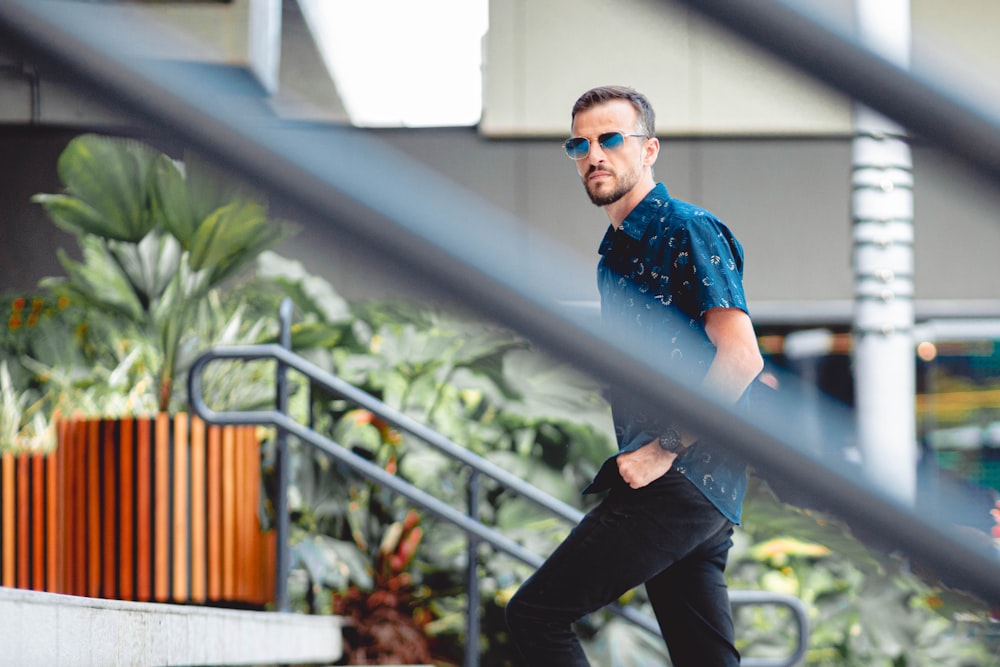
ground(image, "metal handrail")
xmin=187 ymin=301 xmax=809 ymax=667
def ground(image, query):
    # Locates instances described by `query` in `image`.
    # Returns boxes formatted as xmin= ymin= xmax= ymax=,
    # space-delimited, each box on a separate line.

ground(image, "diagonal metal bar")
xmin=665 ymin=0 xmax=1000 ymax=186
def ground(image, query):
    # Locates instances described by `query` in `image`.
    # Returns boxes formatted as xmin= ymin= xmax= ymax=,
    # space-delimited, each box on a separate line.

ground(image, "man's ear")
xmin=643 ymin=137 xmax=660 ymax=167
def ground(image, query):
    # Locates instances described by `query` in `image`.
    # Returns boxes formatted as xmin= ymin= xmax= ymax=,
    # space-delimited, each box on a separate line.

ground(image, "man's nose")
xmin=586 ymin=142 xmax=608 ymax=163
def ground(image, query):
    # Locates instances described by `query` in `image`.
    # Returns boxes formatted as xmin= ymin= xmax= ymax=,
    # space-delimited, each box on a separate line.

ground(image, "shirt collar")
xmin=599 ymin=183 xmax=670 ymax=256
xmin=619 ymin=182 xmax=670 ymax=241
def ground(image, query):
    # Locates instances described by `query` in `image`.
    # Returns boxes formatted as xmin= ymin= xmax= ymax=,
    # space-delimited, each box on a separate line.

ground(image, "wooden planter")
xmin=0 ymin=414 xmax=275 ymax=608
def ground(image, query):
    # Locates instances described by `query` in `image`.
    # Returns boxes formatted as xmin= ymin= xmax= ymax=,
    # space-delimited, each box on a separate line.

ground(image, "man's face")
xmin=570 ymin=99 xmax=647 ymax=207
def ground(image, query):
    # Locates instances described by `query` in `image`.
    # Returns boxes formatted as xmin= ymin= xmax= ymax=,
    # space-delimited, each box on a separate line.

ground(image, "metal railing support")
xmin=465 ymin=470 xmax=482 ymax=667
xmin=274 ymin=297 xmax=293 ymax=611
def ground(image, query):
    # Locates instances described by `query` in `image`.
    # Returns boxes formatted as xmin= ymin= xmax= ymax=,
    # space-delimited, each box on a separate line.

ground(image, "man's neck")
xmin=606 ymin=179 xmax=657 ymax=229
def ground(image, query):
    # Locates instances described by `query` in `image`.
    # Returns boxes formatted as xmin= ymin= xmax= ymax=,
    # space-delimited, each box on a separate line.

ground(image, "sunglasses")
xmin=563 ymin=131 xmax=647 ymax=159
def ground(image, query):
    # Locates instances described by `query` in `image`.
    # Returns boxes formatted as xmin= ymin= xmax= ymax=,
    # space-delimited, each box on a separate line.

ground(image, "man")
xmin=505 ymin=85 xmax=763 ymax=666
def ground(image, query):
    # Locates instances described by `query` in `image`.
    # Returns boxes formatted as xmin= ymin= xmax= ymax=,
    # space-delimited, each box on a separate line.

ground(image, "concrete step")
xmin=0 ymin=586 xmax=343 ymax=666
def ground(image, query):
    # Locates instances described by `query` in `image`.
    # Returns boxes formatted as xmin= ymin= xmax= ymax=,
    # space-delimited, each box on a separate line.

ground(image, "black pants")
xmin=505 ymin=469 xmax=740 ymax=666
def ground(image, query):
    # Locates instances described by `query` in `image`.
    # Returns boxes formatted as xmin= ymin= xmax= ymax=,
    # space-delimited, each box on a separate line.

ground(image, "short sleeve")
xmin=682 ymin=217 xmax=747 ymax=317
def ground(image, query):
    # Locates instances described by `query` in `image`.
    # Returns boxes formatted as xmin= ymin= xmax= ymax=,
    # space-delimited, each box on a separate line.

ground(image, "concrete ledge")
xmin=0 ymin=587 xmax=342 ymax=666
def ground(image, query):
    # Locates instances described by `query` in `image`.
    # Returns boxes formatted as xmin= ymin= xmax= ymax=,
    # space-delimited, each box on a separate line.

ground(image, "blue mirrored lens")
xmin=565 ymin=137 xmax=589 ymax=158
xmin=598 ymin=132 xmax=625 ymax=150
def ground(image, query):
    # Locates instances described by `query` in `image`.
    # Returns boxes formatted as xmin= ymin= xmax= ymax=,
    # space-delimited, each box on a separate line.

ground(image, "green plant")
xmin=0 ymin=292 xmax=80 ymax=453
xmin=278 ymin=411 xmax=451 ymax=663
xmin=0 ymin=360 xmax=55 ymax=454
xmin=330 ymin=506 xmax=437 ymax=665
xmin=729 ymin=478 xmax=998 ymax=666
xmin=31 ymin=133 xmax=295 ymax=413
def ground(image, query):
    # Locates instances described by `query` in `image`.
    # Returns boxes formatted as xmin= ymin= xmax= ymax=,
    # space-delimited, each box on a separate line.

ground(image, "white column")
xmin=248 ymin=0 xmax=282 ymax=95
xmin=852 ymin=0 xmax=916 ymax=503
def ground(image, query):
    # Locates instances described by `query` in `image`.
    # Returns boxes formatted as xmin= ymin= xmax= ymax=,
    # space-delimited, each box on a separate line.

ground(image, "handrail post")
xmin=275 ymin=297 xmax=293 ymax=611
xmin=465 ymin=470 xmax=481 ymax=667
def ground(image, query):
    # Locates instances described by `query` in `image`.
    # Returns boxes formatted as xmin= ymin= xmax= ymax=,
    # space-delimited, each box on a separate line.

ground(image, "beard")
xmin=583 ymin=164 xmax=640 ymax=207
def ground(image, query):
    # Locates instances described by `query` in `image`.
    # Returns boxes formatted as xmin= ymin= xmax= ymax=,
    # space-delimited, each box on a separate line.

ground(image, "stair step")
xmin=0 ymin=586 xmax=343 ymax=666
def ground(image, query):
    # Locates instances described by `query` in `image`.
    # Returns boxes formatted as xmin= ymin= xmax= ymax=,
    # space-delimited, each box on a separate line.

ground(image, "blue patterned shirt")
xmin=584 ymin=183 xmax=749 ymax=524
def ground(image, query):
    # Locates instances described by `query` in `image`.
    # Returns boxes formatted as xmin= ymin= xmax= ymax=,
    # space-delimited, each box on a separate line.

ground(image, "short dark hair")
xmin=571 ymin=85 xmax=655 ymax=137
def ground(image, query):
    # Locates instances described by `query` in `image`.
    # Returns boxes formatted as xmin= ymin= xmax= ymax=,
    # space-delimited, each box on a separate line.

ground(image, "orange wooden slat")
xmin=75 ymin=420 xmax=87 ymax=596
xmin=102 ymin=421 xmax=116 ymax=599
xmin=172 ymin=413 xmax=189 ymax=602
xmin=56 ymin=421 xmax=68 ymax=595
xmin=245 ymin=428 xmax=258 ymax=603
xmin=86 ymin=419 xmax=101 ymax=598
xmin=18 ymin=454 xmax=30 ymax=589
xmin=31 ymin=453 xmax=44 ymax=591
xmin=190 ymin=416 xmax=207 ymax=603
xmin=234 ymin=426 xmax=247 ymax=601
xmin=245 ymin=428 xmax=261 ymax=604
xmin=2 ymin=453 xmax=14 ymax=588
xmin=46 ymin=452 xmax=58 ymax=592
xmin=207 ymin=424 xmax=222 ymax=601
xmin=63 ymin=420 xmax=80 ymax=596
xmin=247 ymin=430 xmax=262 ymax=604
xmin=53 ymin=420 xmax=67 ymax=594
xmin=68 ymin=420 xmax=85 ymax=596
xmin=119 ymin=417 xmax=134 ymax=600
xmin=222 ymin=426 xmax=236 ymax=601
xmin=154 ymin=413 xmax=170 ymax=602
xmin=136 ymin=418 xmax=152 ymax=601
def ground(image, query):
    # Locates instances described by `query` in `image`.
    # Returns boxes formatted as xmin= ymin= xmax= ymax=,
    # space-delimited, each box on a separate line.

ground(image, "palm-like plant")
xmin=32 ymin=133 xmax=295 ymax=412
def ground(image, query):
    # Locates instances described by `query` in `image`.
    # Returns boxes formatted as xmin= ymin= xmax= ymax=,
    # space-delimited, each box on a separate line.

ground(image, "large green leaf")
xmin=255 ymin=251 xmax=351 ymax=325
xmin=152 ymin=152 xmax=262 ymax=247
xmin=293 ymin=534 xmax=372 ymax=591
xmin=485 ymin=449 xmax=576 ymax=501
xmin=189 ymin=201 xmax=290 ymax=284
xmin=48 ymin=241 xmax=146 ymax=323
xmin=375 ymin=323 xmax=457 ymax=371
xmin=501 ymin=348 xmax=610 ymax=432
xmin=44 ymin=134 xmax=158 ymax=242
xmin=30 ymin=194 xmax=109 ymax=238
xmin=151 ymin=154 xmax=199 ymax=244
xmin=582 ymin=617 xmax=670 ymax=667
xmin=106 ymin=230 xmax=183 ymax=308
xmin=182 ymin=151 xmax=260 ymax=224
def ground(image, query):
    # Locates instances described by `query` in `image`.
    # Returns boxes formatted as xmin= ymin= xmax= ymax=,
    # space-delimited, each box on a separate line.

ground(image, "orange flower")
xmin=402 ymin=509 xmax=420 ymax=533
xmin=31 ymin=298 xmax=44 ymax=313
xmin=11 ymin=298 xmax=25 ymax=313
xmin=372 ymin=416 xmax=403 ymax=445
xmin=8 ymin=314 xmax=22 ymax=331
xmin=57 ymin=296 xmax=70 ymax=310
xmin=350 ymin=409 xmax=375 ymax=426
xmin=26 ymin=313 xmax=39 ymax=327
